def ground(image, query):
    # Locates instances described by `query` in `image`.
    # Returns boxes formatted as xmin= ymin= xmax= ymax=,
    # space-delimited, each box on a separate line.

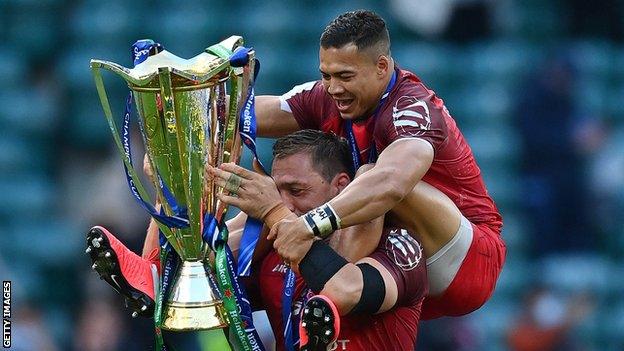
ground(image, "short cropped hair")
xmin=272 ymin=130 xmax=355 ymax=181
xmin=320 ymin=10 xmax=390 ymax=56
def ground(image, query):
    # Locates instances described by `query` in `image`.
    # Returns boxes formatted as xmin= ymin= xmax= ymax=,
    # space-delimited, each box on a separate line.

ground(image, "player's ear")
xmin=376 ymin=54 xmax=390 ymax=77
xmin=332 ymin=172 xmax=351 ymax=193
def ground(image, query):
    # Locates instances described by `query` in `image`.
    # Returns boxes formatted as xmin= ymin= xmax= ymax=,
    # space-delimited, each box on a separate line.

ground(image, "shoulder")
xmin=375 ymin=71 xmax=450 ymax=151
xmin=378 ymin=73 xmax=436 ymax=131
xmin=280 ymin=80 xmax=325 ymax=104
xmin=280 ymin=80 xmax=330 ymax=129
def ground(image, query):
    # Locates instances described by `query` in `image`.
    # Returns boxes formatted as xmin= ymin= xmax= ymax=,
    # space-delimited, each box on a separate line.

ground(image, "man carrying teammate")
xmin=88 ymin=130 xmax=428 ymax=350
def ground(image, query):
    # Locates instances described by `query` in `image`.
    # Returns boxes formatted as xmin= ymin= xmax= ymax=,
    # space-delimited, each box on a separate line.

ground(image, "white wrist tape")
xmin=303 ymin=203 xmax=341 ymax=239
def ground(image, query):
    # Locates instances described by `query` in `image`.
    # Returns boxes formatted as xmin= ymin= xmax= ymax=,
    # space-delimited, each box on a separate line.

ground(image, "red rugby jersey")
xmin=281 ymin=68 xmax=502 ymax=231
xmin=255 ymin=227 xmax=427 ymax=351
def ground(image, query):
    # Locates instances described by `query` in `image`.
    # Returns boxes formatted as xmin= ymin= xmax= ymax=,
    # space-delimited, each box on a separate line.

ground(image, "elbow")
xmin=320 ymin=265 xmax=363 ymax=315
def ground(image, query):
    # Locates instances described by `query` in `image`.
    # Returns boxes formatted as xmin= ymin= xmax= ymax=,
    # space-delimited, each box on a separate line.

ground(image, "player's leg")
xmin=142 ymin=217 xmax=161 ymax=259
xmin=386 ymin=180 xmax=462 ymax=259
xmin=421 ymin=223 xmax=506 ymax=319
xmin=86 ymin=226 xmax=159 ymax=317
xmin=382 ymin=173 xmax=505 ymax=317
xmin=334 ymin=165 xmax=460 ymax=263
xmin=299 ymin=295 xmax=340 ymax=351
xmin=329 ymin=164 xmax=387 ymax=261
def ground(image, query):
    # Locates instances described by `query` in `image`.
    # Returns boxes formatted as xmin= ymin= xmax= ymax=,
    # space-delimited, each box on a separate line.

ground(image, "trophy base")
xmin=162 ymin=301 xmax=228 ymax=331
xmin=162 ymin=260 xmax=229 ymax=331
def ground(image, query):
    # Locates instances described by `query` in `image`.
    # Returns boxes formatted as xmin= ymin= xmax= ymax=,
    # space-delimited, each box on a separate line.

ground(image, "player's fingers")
xmin=213 ymin=178 xmax=229 ymax=191
xmin=216 ymin=177 xmax=252 ymax=199
xmin=216 ymin=193 xmax=243 ymax=207
xmin=220 ymin=162 xmax=255 ymax=180
xmin=208 ymin=165 xmax=233 ymax=182
xmin=267 ymin=224 xmax=279 ymax=241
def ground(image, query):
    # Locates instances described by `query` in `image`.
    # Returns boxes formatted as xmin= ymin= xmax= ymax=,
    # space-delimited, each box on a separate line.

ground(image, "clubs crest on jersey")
xmin=386 ymin=229 xmax=423 ymax=271
xmin=392 ymin=96 xmax=431 ymax=136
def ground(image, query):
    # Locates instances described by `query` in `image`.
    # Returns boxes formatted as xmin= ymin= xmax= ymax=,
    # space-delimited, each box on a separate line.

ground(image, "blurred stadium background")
xmin=1 ymin=0 xmax=623 ymax=350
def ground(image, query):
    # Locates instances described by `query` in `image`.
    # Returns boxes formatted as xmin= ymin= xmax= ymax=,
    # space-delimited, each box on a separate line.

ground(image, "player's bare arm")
xmin=209 ymin=162 xmax=380 ymax=264
xmin=297 ymin=219 xmax=403 ymax=317
xmin=268 ymin=138 xmax=433 ymax=265
xmin=330 ymin=138 xmax=433 ymax=226
xmin=255 ymin=95 xmax=301 ymax=137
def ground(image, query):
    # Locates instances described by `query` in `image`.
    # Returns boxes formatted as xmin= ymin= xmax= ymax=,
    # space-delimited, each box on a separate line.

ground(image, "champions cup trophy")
xmin=90 ymin=36 xmax=255 ymax=333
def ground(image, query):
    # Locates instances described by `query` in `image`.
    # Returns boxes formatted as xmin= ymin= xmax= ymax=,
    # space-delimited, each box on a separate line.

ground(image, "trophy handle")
xmin=90 ymin=65 xmax=184 ymax=256
xmin=206 ymin=35 xmax=244 ymax=58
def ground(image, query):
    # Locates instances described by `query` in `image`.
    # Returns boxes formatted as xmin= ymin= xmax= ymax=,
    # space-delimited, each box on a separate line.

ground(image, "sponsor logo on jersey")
xmin=392 ymin=96 xmax=431 ymax=136
xmin=385 ymin=229 xmax=423 ymax=271
xmin=272 ymin=263 xmax=289 ymax=274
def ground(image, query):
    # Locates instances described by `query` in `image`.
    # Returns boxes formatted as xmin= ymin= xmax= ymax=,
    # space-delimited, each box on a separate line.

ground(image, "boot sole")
xmin=86 ymin=227 xmax=155 ymax=318
xmin=300 ymin=295 xmax=340 ymax=351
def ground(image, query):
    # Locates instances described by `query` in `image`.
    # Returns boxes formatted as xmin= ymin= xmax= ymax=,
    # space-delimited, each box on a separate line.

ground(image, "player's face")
xmin=271 ymin=152 xmax=343 ymax=216
xmin=319 ymin=43 xmax=388 ymax=120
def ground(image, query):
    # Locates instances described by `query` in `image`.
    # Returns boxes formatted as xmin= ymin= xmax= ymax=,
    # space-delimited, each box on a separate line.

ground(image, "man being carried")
xmin=87 ymin=130 xmax=428 ymax=351
xmin=252 ymin=10 xmax=505 ymax=319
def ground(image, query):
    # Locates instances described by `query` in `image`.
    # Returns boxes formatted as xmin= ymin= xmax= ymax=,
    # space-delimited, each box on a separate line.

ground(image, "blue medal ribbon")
xmin=229 ymin=46 xmax=267 ymax=278
xmin=133 ymin=39 xmax=156 ymax=66
xmin=282 ymin=274 xmax=313 ymax=351
xmin=282 ymin=268 xmax=298 ymax=351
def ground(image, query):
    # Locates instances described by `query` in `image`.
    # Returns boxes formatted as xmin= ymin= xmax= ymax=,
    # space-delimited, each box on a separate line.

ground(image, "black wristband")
xmin=299 ymin=240 xmax=348 ymax=293
xmin=349 ymin=263 xmax=386 ymax=315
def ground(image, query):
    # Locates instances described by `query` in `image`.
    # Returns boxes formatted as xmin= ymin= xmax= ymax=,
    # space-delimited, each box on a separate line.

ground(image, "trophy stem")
xmin=162 ymin=261 xmax=228 ymax=331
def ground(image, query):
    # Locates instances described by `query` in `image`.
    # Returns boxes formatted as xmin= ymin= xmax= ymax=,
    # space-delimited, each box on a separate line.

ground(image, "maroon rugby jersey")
xmin=281 ymin=68 xmax=502 ymax=231
xmin=256 ymin=227 xmax=427 ymax=351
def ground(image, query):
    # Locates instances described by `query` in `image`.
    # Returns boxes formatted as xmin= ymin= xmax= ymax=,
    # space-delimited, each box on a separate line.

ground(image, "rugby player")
xmin=251 ymin=10 xmax=506 ymax=319
xmin=87 ymin=130 xmax=428 ymax=350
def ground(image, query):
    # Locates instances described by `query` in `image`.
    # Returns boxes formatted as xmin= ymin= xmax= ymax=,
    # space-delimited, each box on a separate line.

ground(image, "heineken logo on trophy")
xmin=90 ymin=36 xmax=264 ymax=350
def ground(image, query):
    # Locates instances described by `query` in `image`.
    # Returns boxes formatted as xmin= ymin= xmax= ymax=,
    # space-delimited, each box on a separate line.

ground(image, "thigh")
xmin=387 ymin=181 xmax=462 ymax=258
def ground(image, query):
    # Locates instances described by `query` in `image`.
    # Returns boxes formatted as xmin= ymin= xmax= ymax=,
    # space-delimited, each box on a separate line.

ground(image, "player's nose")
xmin=327 ymin=79 xmax=345 ymax=96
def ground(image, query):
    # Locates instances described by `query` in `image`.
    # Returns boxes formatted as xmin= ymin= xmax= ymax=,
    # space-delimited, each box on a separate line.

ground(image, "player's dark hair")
xmin=320 ymin=10 xmax=390 ymax=56
xmin=273 ymin=129 xmax=355 ymax=181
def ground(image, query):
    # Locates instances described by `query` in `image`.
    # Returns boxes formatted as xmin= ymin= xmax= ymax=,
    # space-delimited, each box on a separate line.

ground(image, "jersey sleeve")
xmin=377 ymin=89 xmax=449 ymax=154
xmin=279 ymin=80 xmax=325 ymax=130
xmin=368 ymin=228 xmax=428 ymax=306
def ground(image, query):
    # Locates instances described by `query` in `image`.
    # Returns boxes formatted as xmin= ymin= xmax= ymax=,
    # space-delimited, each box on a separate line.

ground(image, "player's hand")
xmin=209 ymin=162 xmax=282 ymax=220
xmin=268 ymin=217 xmax=315 ymax=268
